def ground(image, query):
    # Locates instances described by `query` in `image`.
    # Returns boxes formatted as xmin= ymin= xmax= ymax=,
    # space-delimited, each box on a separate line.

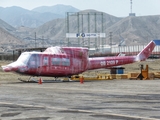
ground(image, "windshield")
xmin=17 ymin=52 xmax=31 ymax=65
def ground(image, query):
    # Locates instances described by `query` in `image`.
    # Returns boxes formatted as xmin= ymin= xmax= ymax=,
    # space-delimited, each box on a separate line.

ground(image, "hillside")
xmin=29 ymin=11 xmax=160 ymax=46
xmin=107 ymin=15 xmax=160 ymax=45
xmin=30 ymin=10 xmax=121 ymax=47
xmin=0 ymin=19 xmax=15 ymax=32
xmin=0 ymin=27 xmax=25 ymax=52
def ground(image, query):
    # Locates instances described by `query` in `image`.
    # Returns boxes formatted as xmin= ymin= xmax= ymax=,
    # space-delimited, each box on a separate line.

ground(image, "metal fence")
xmin=1 ymin=45 xmax=160 ymax=61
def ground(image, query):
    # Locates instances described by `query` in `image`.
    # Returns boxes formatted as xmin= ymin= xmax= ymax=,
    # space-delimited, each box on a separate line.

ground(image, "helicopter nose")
xmin=2 ymin=66 xmax=10 ymax=72
xmin=1 ymin=65 xmax=18 ymax=72
xmin=1 ymin=62 xmax=19 ymax=72
xmin=2 ymin=65 xmax=11 ymax=72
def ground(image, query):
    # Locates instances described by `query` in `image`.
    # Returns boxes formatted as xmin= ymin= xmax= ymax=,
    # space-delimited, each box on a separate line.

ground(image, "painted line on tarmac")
xmin=0 ymin=101 xmax=158 ymax=120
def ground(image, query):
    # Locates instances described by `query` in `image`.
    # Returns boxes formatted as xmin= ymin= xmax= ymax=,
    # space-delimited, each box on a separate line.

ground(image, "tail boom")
xmin=88 ymin=40 xmax=160 ymax=70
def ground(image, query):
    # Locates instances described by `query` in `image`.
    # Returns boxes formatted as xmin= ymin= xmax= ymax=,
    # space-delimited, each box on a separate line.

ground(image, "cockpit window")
xmin=17 ymin=52 xmax=31 ymax=65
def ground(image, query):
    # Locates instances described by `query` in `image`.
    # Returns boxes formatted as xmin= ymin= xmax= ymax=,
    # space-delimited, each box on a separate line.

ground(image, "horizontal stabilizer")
xmin=153 ymin=39 xmax=160 ymax=45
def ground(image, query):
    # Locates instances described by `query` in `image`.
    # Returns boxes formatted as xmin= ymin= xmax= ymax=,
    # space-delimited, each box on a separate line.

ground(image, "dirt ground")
xmin=121 ymin=59 xmax=160 ymax=73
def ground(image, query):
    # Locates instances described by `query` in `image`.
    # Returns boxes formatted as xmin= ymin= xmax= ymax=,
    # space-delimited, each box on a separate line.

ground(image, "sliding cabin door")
xmin=50 ymin=55 xmax=71 ymax=76
xmin=36 ymin=55 xmax=50 ymax=76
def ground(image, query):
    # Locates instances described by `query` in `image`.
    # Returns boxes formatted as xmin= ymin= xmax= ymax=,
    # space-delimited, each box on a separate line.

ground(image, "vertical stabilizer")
xmin=136 ymin=40 xmax=160 ymax=61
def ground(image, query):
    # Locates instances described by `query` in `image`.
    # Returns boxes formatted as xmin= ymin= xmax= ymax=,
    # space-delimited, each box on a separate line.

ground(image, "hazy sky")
xmin=1 ymin=0 xmax=159 ymax=17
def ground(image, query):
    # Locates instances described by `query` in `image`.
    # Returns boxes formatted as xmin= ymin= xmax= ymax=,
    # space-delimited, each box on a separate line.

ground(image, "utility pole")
xmin=42 ymin=36 xmax=44 ymax=47
xmin=109 ymin=32 xmax=112 ymax=53
xmin=35 ymin=32 xmax=36 ymax=48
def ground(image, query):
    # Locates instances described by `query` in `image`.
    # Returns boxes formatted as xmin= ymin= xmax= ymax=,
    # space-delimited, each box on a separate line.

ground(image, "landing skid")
xmin=18 ymin=76 xmax=38 ymax=83
xmin=18 ymin=77 xmax=72 ymax=83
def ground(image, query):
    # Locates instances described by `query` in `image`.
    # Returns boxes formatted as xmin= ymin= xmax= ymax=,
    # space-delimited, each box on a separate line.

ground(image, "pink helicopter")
xmin=2 ymin=40 xmax=160 ymax=82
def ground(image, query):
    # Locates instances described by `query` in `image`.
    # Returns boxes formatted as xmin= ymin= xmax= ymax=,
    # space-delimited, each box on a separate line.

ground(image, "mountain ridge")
xmin=32 ymin=4 xmax=80 ymax=16
xmin=0 ymin=5 xmax=79 ymax=27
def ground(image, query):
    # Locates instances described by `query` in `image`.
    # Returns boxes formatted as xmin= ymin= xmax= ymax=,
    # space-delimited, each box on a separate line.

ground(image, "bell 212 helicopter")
xmin=2 ymin=40 xmax=160 ymax=81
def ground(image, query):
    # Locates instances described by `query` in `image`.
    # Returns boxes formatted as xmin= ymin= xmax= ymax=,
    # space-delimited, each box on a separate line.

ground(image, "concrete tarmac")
xmin=0 ymin=79 xmax=160 ymax=120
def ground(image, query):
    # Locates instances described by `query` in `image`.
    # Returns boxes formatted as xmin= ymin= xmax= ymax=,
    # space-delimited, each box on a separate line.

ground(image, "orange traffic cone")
xmin=80 ymin=76 xmax=84 ymax=84
xmin=38 ymin=78 xmax=42 ymax=84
